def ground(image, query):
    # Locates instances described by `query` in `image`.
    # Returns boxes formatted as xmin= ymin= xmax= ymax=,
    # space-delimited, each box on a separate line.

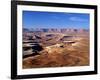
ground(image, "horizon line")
xmin=23 ymin=27 xmax=89 ymax=29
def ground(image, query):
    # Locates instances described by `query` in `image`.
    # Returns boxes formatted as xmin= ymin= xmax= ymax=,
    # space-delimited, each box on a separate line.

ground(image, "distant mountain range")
xmin=23 ymin=28 xmax=89 ymax=33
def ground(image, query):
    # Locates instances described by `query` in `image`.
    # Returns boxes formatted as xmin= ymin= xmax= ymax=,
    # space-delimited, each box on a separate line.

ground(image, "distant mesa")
xmin=23 ymin=28 xmax=89 ymax=33
xmin=23 ymin=28 xmax=30 ymax=32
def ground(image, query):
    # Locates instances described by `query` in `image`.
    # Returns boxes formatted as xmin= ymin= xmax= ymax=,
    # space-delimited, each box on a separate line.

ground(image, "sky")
xmin=23 ymin=11 xmax=90 ymax=29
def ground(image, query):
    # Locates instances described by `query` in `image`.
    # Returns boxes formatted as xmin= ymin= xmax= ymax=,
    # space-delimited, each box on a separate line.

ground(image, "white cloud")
xmin=69 ymin=17 xmax=87 ymax=22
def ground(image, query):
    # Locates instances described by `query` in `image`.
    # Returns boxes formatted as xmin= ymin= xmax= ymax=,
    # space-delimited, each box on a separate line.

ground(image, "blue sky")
xmin=23 ymin=11 xmax=90 ymax=29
